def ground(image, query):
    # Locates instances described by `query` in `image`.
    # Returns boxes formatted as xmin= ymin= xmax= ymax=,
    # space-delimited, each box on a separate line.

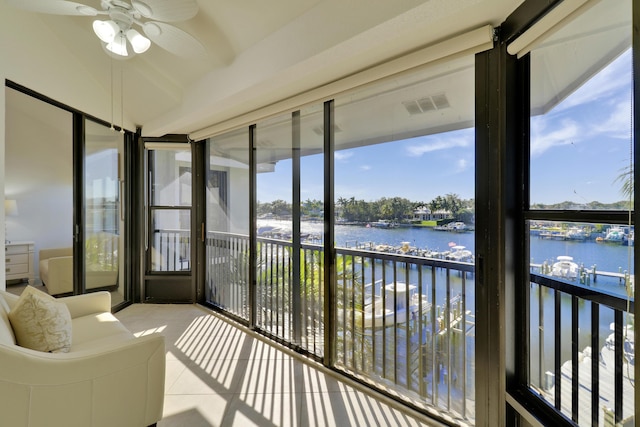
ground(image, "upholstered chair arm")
xmin=44 ymin=256 xmax=73 ymax=295
xmin=0 ymin=333 xmax=165 ymax=427
xmin=57 ymin=291 xmax=112 ymax=318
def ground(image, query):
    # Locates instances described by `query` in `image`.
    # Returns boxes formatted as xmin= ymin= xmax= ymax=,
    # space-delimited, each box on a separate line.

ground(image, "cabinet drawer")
xmin=6 ymin=263 xmax=28 ymax=275
xmin=6 ymin=245 xmax=29 ymax=255
xmin=6 ymin=254 xmax=28 ymax=265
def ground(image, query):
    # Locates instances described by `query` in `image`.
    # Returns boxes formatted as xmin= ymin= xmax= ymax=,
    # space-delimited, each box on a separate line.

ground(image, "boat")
xmin=370 ymin=219 xmax=397 ymax=228
xmin=604 ymin=226 xmax=629 ymax=244
xmin=551 ymin=255 xmax=579 ymax=280
xmin=434 ymin=221 xmax=468 ymax=232
xmin=358 ymin=281 xmax=430 ymax=329
xmin=446 ymin=245 xmax=473 ymax=262
xmin=565 ymin=226 xmax=589 ymax=240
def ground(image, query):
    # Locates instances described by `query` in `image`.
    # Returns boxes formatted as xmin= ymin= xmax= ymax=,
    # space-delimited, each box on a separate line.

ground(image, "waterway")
xmin=259 ymin=219 xmax=633 ymax=288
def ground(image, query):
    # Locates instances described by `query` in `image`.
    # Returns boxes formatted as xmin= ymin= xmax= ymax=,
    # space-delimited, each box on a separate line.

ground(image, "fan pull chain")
xmin=110 ymin=54 xmax=115 ymax=131
xmin=120 ymin=67 xmax=125 ymax=134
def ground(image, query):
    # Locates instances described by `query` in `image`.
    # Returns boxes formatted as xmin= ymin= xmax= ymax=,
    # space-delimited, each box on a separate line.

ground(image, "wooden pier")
xmin=531 ymin=262 xmax=632 ymax=286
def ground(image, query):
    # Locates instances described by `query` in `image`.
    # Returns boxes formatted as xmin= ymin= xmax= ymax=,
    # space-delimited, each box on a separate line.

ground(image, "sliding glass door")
xmin=83 ymin=119 xmax=126 ymax=308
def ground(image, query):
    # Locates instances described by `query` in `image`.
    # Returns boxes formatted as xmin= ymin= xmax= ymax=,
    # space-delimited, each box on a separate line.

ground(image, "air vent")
xmin=403 ymin=93 xmax=450 ymax=115
xmin=431 ymin=93 xmax=450 ymax=109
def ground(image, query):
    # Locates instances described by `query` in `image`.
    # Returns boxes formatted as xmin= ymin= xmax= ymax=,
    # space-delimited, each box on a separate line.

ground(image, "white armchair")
xmin=39 ymin=247 xmax=73 ymax=296
xmin=0 ymin=290 xmax=165 ymax=427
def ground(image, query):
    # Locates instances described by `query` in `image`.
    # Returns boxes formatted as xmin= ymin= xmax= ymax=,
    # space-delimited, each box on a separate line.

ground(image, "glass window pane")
xmin=205 ymin=128 xmax=250 ymax=318
xmin=530 ymin=1 xmax=633 ymax=209
xmin=151 ymin=149 xmax=192 ymax=206
xmin=527 ymin=1 xmax=634 ymax=424
xmin=299 ymin=104 xmax=325 ymax=356
xmin=333 ymin=54 xmax=475 ymax=422
xmin=84 ymin=119 xmax=122 ymax=305
xmin=255 ymin=113 xmax=293 ymax=341
xmin=151 ymin=209 xmax=190 ymax=272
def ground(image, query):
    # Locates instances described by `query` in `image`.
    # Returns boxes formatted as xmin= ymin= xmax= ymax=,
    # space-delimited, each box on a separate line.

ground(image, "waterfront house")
xmin=1 ymin=1 xmax=636 ymax=426
xmin=412 ymin=207 xmax=453 ymax=222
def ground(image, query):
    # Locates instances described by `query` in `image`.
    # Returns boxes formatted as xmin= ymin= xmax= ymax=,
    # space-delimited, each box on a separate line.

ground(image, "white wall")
xmin=5 ymin=88 xmax=73 ymax=284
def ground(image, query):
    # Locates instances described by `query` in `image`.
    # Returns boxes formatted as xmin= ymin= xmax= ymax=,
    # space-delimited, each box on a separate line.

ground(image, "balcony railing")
xmin=529 ymin=273 xmax=635 ymax=426
xmin=206 ymin=231 xmax=475 ymax=423
xmin=152 ymin=229 xmax=191 ymax=271
xmin=201 ymin=231 xmax=634 ymax=426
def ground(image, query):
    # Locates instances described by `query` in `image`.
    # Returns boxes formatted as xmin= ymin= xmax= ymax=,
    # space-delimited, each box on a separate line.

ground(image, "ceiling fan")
xmin=8 ymin=0 xmax=205 ymax=58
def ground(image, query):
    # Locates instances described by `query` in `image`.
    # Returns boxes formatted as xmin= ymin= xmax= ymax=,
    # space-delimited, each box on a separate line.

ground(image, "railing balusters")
xmin=554 ymin=289 xmax=561 ymax=411
xmin=461 ymin=271 xmax=467 ymax=419
xmin=405 ymin=261 xmax=410 ymax=391
xmin=614 ymin=309 xmax=623 ymax=423
xmin=571 ymin=295 xmax=579 ymax=422
xmin=446 ymin=267 xmax=451 ymax=411
xmin=431 ymin=265 xmax=437 ymax=406
xmin=591 ymin=302 xmax=599 ymax=427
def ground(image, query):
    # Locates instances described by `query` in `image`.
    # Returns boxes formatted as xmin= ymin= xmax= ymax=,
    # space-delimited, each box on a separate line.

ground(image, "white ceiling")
xmin=1 ymin=0 xmax=524 ymax=137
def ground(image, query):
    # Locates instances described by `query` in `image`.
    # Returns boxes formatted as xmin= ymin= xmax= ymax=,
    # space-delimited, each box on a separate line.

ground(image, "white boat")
xmin=604 ymin=226 xmax=628 ymax=244
xmin=565 ymin=226 xmax=588 ymax=240
xmin=359 ymin=281 xmax=430 ymax=329
xmin=551 ymin=255 xmax=579 ymax=280
xmin=446 ymin=245 xmax=473 ymax=262
xmin=370 ymin=219 xmax=397 ymax=228
xmin=434 ymin=221 xmax=467 ymax=232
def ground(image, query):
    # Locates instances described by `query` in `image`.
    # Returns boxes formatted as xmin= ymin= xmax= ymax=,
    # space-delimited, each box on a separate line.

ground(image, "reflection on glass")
xmin=150 ymin=149 xmax=192 ymax=207
xmin=205 ymin=128 xmax=250 ymax=318
xmin=84 ymin=120 xmax=122 ymax=305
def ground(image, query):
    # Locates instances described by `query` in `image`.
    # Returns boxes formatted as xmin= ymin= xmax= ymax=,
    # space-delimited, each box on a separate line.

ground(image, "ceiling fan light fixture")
xmin=93 ymin=19 xmax=119 ymax=43
xmin=126 ymin=29 xmax=151 ymax=54
xmin=106 ymin=33 xmax=129 ymax=57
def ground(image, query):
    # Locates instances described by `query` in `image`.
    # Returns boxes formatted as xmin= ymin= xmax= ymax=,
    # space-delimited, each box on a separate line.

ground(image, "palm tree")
xmin=615 ymin=165 xmax=634 ymax=201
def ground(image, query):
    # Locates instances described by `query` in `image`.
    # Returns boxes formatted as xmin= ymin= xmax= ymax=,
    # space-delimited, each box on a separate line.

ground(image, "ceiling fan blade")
xmin=132 ymin=0 xmax=198 ymax=22
xmin=142 ymin=22 xmax=205 ymax=58
xmin=6 ymin=0 xmax=98 ymax=16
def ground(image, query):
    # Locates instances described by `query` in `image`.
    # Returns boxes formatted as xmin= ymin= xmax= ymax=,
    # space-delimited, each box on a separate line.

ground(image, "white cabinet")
xmin=6 ymin=241 xmax=35 ymax=285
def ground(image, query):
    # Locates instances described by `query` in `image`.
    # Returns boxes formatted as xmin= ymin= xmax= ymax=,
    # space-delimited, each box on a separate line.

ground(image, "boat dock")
xmin=531 ymin=261 xmax=632 ymax=286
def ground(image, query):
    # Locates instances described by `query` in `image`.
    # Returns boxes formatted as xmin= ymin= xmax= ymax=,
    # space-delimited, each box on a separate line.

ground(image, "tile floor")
xmin=115 ymin=303 xmax=443 ymax=427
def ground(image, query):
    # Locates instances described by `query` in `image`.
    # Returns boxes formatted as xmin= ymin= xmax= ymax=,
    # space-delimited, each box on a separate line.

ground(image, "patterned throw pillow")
xmin=8 ymin=286 xmax=72 ymax=353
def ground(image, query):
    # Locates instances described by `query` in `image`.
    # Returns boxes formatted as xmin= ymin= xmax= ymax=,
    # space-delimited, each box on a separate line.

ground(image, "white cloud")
xmin=335 ymin=151 xmax=354 ymax=161
xmin=530 ymin=119 xmax=579 ymax=157
xmin=405 ymin=137 xmax=470 ymax=157
xmin=554 ymin=49 xmax=631 ymax=113
xmin=593 ymin=99 xmax=633 ymax=139
xmin=455 ymin=158 xmax=468 ymax=172
xmin=360 ymin=165 xmax=371 ymax=171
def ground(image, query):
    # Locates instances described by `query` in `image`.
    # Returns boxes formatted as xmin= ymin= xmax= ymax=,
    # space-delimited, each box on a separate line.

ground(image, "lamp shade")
xmin=93 ymin=20 xmax=119 ymax=43
xmin=4 ymin=200 xmax=18 ymax=217
xmin=126 ymin=29 xmax=151 ymax=54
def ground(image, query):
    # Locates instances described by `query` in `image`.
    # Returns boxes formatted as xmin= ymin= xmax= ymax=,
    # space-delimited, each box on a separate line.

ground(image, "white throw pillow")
xmin=8 ymin=286 xmax=72 ymax=353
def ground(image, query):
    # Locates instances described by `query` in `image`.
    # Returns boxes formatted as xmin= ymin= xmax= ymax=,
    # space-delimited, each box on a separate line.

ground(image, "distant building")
xmin=411 ymin=207 xmax=452 ymax=221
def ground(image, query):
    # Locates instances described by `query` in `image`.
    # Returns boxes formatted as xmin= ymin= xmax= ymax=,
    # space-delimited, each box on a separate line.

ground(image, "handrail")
xmin=530 ymin=273 xmax=634 ymax=313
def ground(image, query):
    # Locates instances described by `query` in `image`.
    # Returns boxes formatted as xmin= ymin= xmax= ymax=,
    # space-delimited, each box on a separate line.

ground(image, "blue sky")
xmin=530 ymin=49 xmax=632 ymax=205
xmin=257 ymin=50 xmax=632 ymax=206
